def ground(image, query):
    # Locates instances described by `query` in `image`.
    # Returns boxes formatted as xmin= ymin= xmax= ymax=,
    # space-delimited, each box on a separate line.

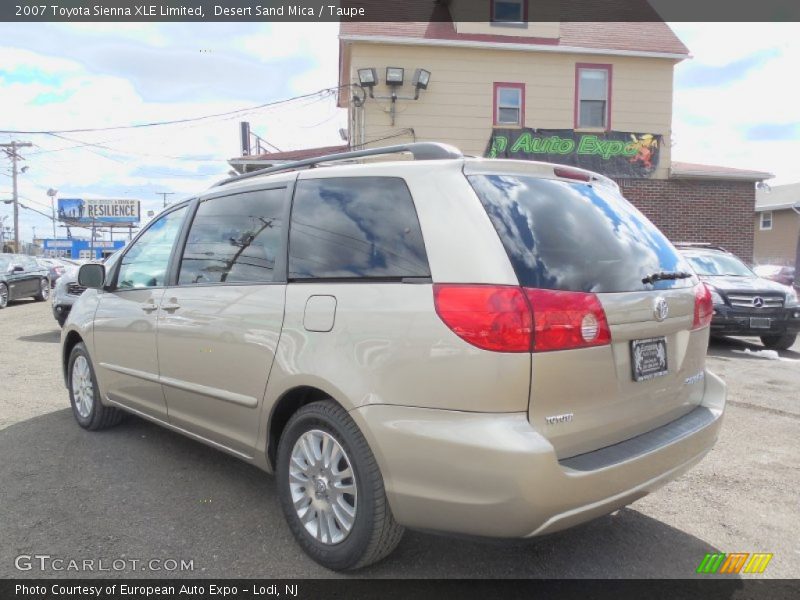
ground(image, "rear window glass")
xmin=289 ymin=177 xmax=430 ymax=280
xmin=468 ymin=174 xmax=694 ymax=292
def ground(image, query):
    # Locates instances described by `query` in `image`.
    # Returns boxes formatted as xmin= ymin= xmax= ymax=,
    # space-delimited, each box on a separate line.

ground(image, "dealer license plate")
xmin=631 ymin=337 xmax=668 ymax=382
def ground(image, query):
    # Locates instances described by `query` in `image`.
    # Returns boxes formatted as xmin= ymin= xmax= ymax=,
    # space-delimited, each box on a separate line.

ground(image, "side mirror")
xmin=78 ymin=263 xmax=106 ymax=289
xmin=12 ymin=265 xmax=24 ymax=273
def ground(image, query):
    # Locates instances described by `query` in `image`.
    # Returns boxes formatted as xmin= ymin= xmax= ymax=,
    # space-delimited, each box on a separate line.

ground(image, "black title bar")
xmin=4 ymin=579 xmax=800 ymax=600
xmin=4 ymin=0 xmax=800 ymax=22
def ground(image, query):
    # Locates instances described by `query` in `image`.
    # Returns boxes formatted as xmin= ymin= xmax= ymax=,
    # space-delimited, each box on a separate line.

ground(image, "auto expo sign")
xmin=485 ymin=128 xmax=662 ymax=178
xmin=57 ymin=198 xmax=140 ymax=224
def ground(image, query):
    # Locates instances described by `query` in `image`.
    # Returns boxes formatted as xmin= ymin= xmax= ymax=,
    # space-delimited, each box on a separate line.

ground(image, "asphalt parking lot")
xmin=1 ymin=298 xmax=798 ymax=579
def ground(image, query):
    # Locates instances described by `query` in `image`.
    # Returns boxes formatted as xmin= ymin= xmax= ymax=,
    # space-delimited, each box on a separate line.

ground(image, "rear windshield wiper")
xmin=641 ymin=271 xmax=693 ymax=285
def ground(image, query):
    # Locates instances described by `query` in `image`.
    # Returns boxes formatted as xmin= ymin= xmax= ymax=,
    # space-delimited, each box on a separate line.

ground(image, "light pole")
xmin=47 ymin=188 xmax=58 ymax=239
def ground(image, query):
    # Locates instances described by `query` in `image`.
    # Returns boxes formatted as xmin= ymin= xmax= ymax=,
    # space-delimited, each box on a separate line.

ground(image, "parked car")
xmin=51 ymin=264 xmax=83 ymax=327
xmin=61 ymin=143 xmax=726 ymax=570
xmin=753 ymin=264 xmax=795 ymax=287
xmin=37 ymin=257 xmax=80 ymax=286
xmin=677 ymin=244 xmax=800 ymax=350
xmin=0 ymin=253 xmax=51 ymax=308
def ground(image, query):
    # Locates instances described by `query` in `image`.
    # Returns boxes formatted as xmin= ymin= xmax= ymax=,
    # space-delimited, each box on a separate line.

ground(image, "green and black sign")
xmin=485 ymin=128 xmax=662 ymax=178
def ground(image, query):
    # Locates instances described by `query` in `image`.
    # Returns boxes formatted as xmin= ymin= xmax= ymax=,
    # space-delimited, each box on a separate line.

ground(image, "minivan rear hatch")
xmin=467 ymin=165 xmax=709 ymax=459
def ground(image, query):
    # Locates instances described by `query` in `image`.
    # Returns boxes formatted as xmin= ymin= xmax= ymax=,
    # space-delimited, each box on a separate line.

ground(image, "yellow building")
xmin=339 ymin=19 xmax=684 ymax=180
xmin=754 ymin=183 xmax=800 ymax=267
xmin=232 ymin=5 xmax=772 ymax=260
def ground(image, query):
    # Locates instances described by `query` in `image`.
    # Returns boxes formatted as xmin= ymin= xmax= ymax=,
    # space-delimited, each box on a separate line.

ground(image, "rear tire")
xmin=67 ymin=342 xmax=124 ymax=430
xmin=0 ymin=283 xmax=7 ymax=309
xmin=276 ymin=400 xmax=404 ymax=570
xmin=760 ymin=333 xmax=797 ymax=351
xmin=34 ymin=278 xmax=50 ymax=302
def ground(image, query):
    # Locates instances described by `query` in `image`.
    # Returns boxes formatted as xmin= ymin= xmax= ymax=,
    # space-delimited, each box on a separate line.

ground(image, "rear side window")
xmin=468 ymin=174 xmax=693 ymax=292
xmin=289 ymin=177 xmax=430 ymax=280
xmin=179 ymin=188 xmax=286 ymax=285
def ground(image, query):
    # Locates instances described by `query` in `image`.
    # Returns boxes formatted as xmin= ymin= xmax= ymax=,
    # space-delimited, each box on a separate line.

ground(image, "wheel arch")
xmin=62 ymin=330 xmax=84 ymax=385
xmin=266 ymin=385 xmax=347 ymax=470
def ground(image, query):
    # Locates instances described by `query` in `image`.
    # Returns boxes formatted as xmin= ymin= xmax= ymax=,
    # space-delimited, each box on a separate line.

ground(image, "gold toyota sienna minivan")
xmin=62 ymin=143 xmax=725 ymax=570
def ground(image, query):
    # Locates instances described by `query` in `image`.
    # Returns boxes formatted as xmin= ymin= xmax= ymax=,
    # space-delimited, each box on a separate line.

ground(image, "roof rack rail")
xmin=214 ymin=142 xmax=463 ymax=187
xmin=673 ymin=242 xmax=729 ymax=252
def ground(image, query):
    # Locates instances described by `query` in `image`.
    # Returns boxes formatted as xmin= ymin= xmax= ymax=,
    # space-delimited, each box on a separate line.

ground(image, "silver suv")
xmin=62 ymin=143 xmax=725 ymax=570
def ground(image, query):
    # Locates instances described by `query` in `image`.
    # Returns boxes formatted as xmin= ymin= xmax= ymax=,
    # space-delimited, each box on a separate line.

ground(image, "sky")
xmin=1 ymin=22 xmax=799 ymax=244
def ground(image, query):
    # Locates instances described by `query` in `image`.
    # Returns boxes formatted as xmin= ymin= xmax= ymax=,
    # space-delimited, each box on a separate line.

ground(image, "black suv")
xmin=677 ymin=244 xmax=800 ymax=350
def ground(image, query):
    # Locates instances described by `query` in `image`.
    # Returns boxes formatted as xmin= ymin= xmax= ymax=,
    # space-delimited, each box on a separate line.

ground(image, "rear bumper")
xmin=711 ymin=305 xmax=800 ymax=336
xmin=351 ymin=369 xmax=725 ymax=538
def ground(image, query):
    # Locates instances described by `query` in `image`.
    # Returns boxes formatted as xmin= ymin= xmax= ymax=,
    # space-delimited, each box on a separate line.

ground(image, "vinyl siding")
xmin=754 ymin=209 xmax=800 ymax=265
xmin=347 ymin=41 xmax=675 ymax=178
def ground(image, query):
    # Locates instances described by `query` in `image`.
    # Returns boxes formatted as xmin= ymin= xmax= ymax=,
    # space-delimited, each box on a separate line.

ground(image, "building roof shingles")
xmin=340 ymin=20 xmax=689 ymax=57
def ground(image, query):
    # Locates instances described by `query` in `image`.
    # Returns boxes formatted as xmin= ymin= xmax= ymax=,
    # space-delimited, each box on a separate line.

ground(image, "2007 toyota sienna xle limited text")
xmin=61 ymin=143 xmax=725 ymax=570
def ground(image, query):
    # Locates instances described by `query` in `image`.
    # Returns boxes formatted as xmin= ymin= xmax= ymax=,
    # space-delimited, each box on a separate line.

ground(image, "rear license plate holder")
xmin=749 ymin=317 xmax=772 ymax=329
xmin=631 ymin=337 xmax=668 ymax=382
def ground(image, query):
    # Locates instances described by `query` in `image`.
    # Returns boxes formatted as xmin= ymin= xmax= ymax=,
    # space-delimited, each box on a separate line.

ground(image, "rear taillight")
xmin=693 ymin=283 xmax=713 ymax=330
xmin=433 ymin=285 xmax=532 ymax=352
xmin=525 ymin=289 xmax=611 ymax=352
xmin=433 ymin=285 xmax=611 ymax=353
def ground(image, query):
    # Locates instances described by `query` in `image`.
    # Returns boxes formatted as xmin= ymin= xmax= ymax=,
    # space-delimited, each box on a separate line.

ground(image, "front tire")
xmin=67 ymin=342 xmax=124 ymax=430
xmin=0 ymin=282 xmax=7 ymax=308
xmin=34 ymin=278 xmax=50 ymax=301
xmin=760 ymin=333 xmax=797 ymax=351
xmin=276 ymin=400 xmax=404 ymax=570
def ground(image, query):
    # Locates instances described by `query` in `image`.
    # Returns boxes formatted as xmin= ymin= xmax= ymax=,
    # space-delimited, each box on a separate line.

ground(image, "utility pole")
xmin=1 ymin=141 xmax=33 ymax=252
xmin=47 ymin=188 xmax=58 ymax=239
xmin=156 ymin=192 xmax=174 ymax=208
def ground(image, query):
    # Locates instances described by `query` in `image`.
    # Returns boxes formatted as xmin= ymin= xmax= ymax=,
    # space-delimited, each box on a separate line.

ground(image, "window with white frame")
xmin=492 ymin=0 xmax=526 ymax=23
xmin=494 ymin=83 xmax=524 ymax=126
xmin=577 ymin=66 xmax=611 ymax=129
xmin=760 ymin=211 xmax=773 ymax=230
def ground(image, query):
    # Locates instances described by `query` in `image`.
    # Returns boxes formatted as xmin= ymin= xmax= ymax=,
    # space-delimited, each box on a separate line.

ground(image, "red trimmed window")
xmin=491 ymin=0 xmax=527 ymax=23
xmin=493 ymin=82 xmax=525 ymax=127
xmin=575 ymin=64 xmax=612 ymax=130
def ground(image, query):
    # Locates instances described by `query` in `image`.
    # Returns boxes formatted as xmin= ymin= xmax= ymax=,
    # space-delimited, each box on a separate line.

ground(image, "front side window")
xmin=760 ymin=211 xmax=773 ymax=230
xmin=576 ymin=65 xmax=611 ymax=129
xmin=178 ymin=188 xmax=286 ymax=285
xmin=116 ymin=206 xmax=186 ymax=289
xmin=289 ymin=177 xmax=430 ymax=280
xmin=494 ymin=83 xmax=524 ymax=126
xmin=492 ymin=0 xmax=525 ymax=22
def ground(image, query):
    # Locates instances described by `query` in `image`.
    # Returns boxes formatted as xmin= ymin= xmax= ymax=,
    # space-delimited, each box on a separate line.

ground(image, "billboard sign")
xmin=58 ymin=198 xmax=140 ymax=224
xmin=485 ymin=129 xmax=662 ymax=178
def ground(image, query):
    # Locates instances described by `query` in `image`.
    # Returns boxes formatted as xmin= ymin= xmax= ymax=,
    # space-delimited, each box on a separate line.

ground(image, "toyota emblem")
xmin=752 ymin=296 xmax=765 ymax=308
xmin=654 ymin=297 xmax=669 ymax=321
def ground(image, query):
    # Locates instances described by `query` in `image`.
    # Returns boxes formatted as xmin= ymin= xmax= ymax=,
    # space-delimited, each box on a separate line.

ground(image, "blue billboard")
xmin=57 ymin=198 xmax=140 ymax=224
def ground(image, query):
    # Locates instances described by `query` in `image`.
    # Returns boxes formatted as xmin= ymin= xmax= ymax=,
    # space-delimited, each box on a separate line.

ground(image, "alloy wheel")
xmin=289 ymin=429 xmax=357 ymax=545
xmin=71 ymin=355 xmax=94 ymax=418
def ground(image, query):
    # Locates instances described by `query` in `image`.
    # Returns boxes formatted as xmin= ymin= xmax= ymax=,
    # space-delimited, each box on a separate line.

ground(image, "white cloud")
xmin=670 ymin=23 xmax=800 ymax=184
xmin=0 ymin=23 xmax=346 ymax=244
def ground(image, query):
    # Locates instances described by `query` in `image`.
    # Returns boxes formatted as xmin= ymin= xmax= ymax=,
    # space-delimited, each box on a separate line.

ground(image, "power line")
xmin=0 ymin=85 xmax=349 ymax=135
